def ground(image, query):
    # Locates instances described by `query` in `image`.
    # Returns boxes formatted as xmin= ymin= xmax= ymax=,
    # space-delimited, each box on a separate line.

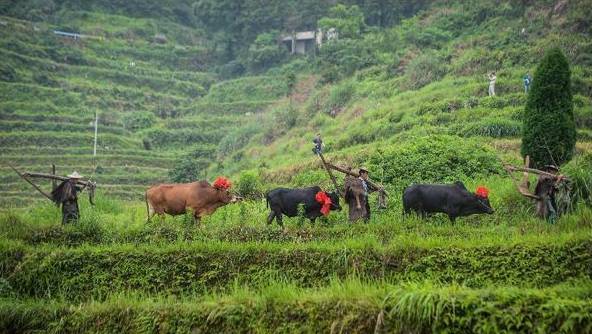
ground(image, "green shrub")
xmin=521 ymin=48 xmax=576 ymax=168
xmin=1 ymin=240 xmax=590 ymax=302
xmin=244 ymin=31 xmax=287 ymax=73
xmin=318 ymin=38 xmax=376 ymax=83
xmin=460 ymin=117 xmax=522 ymax=138
xmin=417 ymin=98 xmax=463 ymax=115
xmin=367 ymin=135 xmax=502 ymax=187
xmin=325 ymin=80 xmax=355 ymax=115
xmin=141 ymin=128 xmax=220 ymax=149
xmin=237 ymin=170 xmax=263 ymax=199
xmin=122 ymin=112 xmax=156 ymax=132
xmin=562 ymin=153 xmax=592 ymax=205
xmin=2 ymin=281 xmax=592 ymax=333
xmin=404 ymin=51 xmax=447 ymax=90
xmin=217 ymin=123 xmax=260 ymax=158
xmin=0 ymin=64 xmax=17 ymax=82
xmin=168 ymin=145 xmax=216 ymax=182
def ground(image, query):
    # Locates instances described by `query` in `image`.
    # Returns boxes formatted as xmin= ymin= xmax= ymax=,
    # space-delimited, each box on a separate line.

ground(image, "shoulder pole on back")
xmin=317 ymin=152 xmax=341 ymax=197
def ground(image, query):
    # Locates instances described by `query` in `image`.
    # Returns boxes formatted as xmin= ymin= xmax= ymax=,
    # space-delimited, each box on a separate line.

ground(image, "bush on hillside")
xmin=521 ymin=48 xmax=576 ymax=168
xmin=169 ymin=146 xmax=216 ymax=183
xmin=459 ymin=117 xmax=522 ymax=138
xmin=244 ymin=31 xmax=287 ymax=73
xmin=236 ymin=170 xmax=263 ymax=199
xmin=142 ymin=128 xmax=219 ymax=149
xmin=417 ymin=98 xmax=463 ymax=115
xmin=325 ymin=80 xmax=355 ymax=115
xmin=0 ymin=64 xmax=17 ymax=82
xmin=404 ymin=51 xmax=447 ymax=90
xmin=562 ymin=153 xmax=592 ymax=205
xmin=403 ymin=24 xmax=452 ymax=48
xmin=217 ymin=123 xmax=260 ymax=158
xmin=367 ymin=135 xmax=501 ymax=188
xmin=32 ymin=72 xmax=57 ymax=86
xmin=122 ymin=112 xmax=156 ymax=132
xmin=318 ymin=39 xmax=376 ymax=83
xmin=318 ymin=4 xmax=366 ymax=39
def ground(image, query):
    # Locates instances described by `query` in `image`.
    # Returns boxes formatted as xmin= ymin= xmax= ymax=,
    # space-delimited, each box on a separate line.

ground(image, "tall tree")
xmin=521 ymin=47 xmax=576 ymax=168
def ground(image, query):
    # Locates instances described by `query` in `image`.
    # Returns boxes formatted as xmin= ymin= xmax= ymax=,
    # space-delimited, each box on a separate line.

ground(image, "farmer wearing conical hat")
xmin=51 ymin=171 xmax=84 ymax=224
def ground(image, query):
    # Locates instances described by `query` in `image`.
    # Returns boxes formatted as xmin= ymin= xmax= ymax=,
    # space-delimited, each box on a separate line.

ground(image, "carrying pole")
xmin=317 ymin=152 xmax=341 ymax=196
xmin=51 ymin=164 xmax=57 ymax=191
xmin=10 ymin=165 xmax=53 ymax=201
xmin=324 ymin=162 xmax=387 ymax=195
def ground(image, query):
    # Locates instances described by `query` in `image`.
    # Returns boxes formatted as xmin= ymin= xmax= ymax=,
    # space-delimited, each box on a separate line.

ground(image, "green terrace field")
xmin=1 ymin=198 xmax=592 ymax=332
xmin=0 ymin=15 xmax=287 ymax=206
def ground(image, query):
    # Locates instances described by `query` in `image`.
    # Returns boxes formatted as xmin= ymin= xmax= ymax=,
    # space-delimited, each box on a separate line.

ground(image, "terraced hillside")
xmin=0 ymin=14 xmax=288 ymax=206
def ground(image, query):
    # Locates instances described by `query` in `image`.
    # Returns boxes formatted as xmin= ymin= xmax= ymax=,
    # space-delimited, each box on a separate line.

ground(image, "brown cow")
xmin=145 ymin=178 xmax=239 ymax=224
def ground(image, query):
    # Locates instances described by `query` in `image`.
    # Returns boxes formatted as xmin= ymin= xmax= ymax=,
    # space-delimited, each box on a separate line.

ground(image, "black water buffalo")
xmin=266 ymin=186 xmax=341 ymax=226
xmin=403 ymin=182 xmax=494 ymax=222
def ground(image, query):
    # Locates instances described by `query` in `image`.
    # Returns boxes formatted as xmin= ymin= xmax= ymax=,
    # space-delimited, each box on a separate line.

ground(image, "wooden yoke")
xmin=10 ymin=165 xmax=97 ymax=205
xmin=503 ymin=156 xmax=565 ymax=201
xmin=317 ymin=152 xmax=341 ymax=196
xmin=324 ymin=161 xmax=387 ymax=195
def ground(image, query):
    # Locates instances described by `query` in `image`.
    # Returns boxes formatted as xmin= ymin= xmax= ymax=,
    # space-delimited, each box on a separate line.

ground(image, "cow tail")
xmin=265 ymin=192 xmax=269 ymax=209
xmin=145 ymin=191 xmax=150 ymax=220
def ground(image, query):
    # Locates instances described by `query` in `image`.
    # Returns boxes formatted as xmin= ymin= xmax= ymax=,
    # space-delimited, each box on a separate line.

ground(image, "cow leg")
xmin=276 ymin=213 xmax=283 ymax=227
xmin=193 ymin=211 xmax=202 ymax=227
xmin=448 ymin=215 xmax=456 ymax=223
xmin=309 ymin=217 xmax=316 ymax=225
xmin=267 ymin=211 xmax=276 ymax=225
xmin=146 ymin=203 xmax=156 ymax=223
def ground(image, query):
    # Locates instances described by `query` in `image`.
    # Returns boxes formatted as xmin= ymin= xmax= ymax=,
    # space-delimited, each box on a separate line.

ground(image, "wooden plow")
xmin=10 ymin=164 xmax=97 ymax=205
xmin=316 ymin=152 xmax=388 ymax=209
xmin=503 ymin=156 xmax=572 ymax=217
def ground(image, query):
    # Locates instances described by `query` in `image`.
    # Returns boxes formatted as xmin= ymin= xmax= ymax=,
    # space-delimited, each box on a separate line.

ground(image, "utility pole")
xmin=93 ymin=110 xmax=98 ymax=156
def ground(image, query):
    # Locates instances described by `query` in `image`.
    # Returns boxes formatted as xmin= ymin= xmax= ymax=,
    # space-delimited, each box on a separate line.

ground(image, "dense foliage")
xmin=521 ymin=48 xmax=576 ymax=168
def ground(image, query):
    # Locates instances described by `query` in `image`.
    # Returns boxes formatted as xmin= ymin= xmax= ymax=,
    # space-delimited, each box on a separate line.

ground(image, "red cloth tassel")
xmin=475 ymin=186 xmax=489 ymax=198
xmin=213 ymin=177 xmax=232 ymax=190
xmin=315 ymin=191 xmax=332 ymax=216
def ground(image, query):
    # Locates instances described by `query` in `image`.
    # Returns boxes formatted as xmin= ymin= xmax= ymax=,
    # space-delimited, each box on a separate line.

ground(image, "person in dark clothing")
xmin=358 ymin=167 xmax=373 ymax=221
xmin=345 ymin=167 xmax=380 ymax=223
xmin=523 ymin=72 xmax=532 ymax=93
xmin=51 ymin=171 xmax=84 ymax=224
xmin=312 ymin=133 xmax=324 ymax=155
xmin=534 ymin=165 xmax=561 ymax=223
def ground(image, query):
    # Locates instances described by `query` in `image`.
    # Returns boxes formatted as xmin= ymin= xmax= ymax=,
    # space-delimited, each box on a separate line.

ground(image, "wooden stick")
xmin=325 ymin=162 xmax=387 ymax=195
xmin=10 ymin=166 xmax=53 ymax=201
xmin=318 ymin=152 xmax=341 ymax=196
xmin=51 ymin=164 xmax=57 ymax=191
xmin=21 ymin=172 xmax=95 ymax=186
xmin=503 ymin=165 xmax=558 ymax=178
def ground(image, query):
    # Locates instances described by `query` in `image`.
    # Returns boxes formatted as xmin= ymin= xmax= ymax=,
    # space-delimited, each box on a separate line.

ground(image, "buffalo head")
xmin=328 ymin=191 xmax=342 ymax=211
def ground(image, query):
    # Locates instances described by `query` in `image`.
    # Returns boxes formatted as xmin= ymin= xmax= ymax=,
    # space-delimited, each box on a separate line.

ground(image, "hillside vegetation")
xmin=1 ymin=0 xmax=592 ymax=332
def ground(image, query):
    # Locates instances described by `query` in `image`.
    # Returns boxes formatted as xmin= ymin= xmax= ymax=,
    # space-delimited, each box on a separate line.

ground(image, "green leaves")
xmin=521 ymin=48 xmax=576 ymax=168
xmin=367 ymin=135 xmax=502 ymax=187
xmin=318 ymin=5 xmax=366 ymax=40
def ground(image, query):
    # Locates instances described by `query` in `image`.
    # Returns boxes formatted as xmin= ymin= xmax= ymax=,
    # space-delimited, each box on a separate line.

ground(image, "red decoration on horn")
xmin=475 ymin=186 xmax=489 ymax=198
xmin=213 ymin=177 xmax=232 ymax=190
xmin=315 ymin=191 xmax=332 ymax=216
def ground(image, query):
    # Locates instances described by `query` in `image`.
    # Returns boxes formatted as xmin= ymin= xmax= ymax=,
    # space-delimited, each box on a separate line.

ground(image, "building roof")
xmin=282 ymin=31 xmax=316 ymax=42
